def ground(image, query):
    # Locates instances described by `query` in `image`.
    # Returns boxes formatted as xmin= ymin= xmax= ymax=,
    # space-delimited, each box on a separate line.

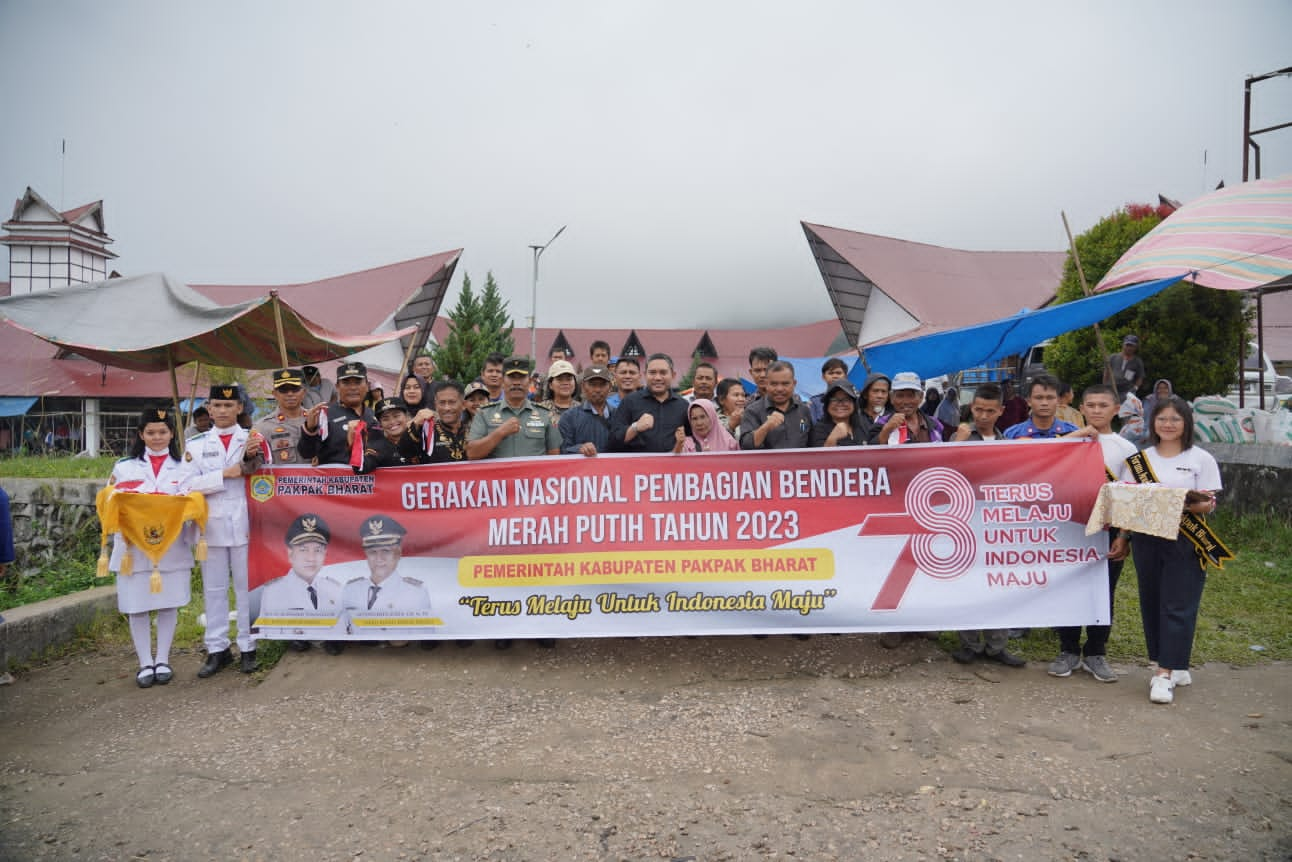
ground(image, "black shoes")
xmin=322 ymin=641 xmax=346 ymax=655
xmin=287 ymin=640 xmax=311 ymax=652
xmin=983 ymin=648 xmax=1027 ymax=668
xmin=419 ymin=640 xmax=440 ymax=651
xmin=197 ymin=649 xmax=232 ymax=678
xmin=493 ymin=639 xmax=514 ymax=651
xmin=136 ymin=666 xmax=155 ymax=688
xmin=153 ymin=663 xmax=174 ymax=684
xmin=951 ymin=647 xmax=978 ymax=665
xmin=240 ymin=650 xmax=258 ymax=673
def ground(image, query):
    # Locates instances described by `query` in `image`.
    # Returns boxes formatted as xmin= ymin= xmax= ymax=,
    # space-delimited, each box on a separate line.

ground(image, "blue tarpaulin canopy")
xmin=0 ymin=397 xmax=37 ymax=418
xmin=848 ymin=276 xmax=1182 ymax=385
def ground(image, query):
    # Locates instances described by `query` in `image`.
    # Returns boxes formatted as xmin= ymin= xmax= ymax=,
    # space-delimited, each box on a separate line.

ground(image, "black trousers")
xmin=1131 ymin=532 xmax=1206 ymax=670
xmin=1056 ymin=556 xmax=1124 ymax=657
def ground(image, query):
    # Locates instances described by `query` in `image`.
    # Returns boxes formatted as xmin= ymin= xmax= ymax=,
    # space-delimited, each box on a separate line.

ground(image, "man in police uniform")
xmin=357 ymin=397 xmax=426 ymax=473
xmin=466 ymin=357 xmax=561 ymax=460
xmin=245 ymin=368 xmax=309 ymax=467
xmin=258 ymin=513 xmax=344 ymax=652
xmin=341 ymin=515 xmax=432 ymax=612
xmin=298 ymin=362 xmax=377 ymax=466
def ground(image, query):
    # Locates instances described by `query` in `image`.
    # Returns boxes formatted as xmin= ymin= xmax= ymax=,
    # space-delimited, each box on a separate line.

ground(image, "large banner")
xmin=247 ymin=440 xmax=1110 ymax=640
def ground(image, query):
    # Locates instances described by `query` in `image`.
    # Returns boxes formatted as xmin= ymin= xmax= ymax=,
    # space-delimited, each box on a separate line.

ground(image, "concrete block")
xmin=0 ymin=585 xmax=118 ymax=670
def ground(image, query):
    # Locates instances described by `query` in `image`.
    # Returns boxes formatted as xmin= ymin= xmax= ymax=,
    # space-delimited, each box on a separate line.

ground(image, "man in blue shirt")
xmin=1003 ymin=374 xmax=1079 ymax=439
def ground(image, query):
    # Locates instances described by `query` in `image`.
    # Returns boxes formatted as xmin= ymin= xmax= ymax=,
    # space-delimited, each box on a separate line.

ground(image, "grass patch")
xmin=1005 ymin=509 xmax=1292 ymax=666
xmin=0 ymin=527 xmax=110 ymax=612
xmin=0 ymin=454 xmax=119 ymax=478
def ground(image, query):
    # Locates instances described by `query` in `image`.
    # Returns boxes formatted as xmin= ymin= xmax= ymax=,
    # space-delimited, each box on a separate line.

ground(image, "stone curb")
xmin=0 ymin=585 xmax=118 ymax=672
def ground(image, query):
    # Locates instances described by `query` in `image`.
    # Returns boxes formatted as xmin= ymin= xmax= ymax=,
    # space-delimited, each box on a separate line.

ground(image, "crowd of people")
xmin=100 ymin=338 xmax=1221 ymax=706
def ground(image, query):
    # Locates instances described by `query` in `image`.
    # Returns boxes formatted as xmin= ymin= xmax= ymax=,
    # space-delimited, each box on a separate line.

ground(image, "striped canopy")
xmin=1098 ymin=175 xmax=1292 ymax=293
xmin=0 ymin=272 xmax=414 ymax=372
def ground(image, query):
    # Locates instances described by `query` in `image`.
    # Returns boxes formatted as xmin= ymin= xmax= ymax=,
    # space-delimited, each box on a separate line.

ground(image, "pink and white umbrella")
xmin=1097 ymin=174 xmax=1292 ymax=294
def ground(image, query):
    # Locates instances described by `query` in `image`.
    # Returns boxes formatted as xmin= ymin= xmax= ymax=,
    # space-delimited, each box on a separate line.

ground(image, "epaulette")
xmin=402 ymin=576 xmax=424 ymax=586
xmin=346 ymin=576 xmax=366 ymax=584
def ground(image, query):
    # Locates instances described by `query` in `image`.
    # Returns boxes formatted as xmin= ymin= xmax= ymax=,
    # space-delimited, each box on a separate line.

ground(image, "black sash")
xmin=1123 ymin=451 xmax=1234 ymax=570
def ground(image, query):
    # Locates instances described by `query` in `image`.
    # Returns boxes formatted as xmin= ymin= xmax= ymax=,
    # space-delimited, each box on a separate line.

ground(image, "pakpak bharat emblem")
xmin=249 ymin=475 xmax=275 ymax=503
xmin=143 ymin=523 xmax=166 ymax=547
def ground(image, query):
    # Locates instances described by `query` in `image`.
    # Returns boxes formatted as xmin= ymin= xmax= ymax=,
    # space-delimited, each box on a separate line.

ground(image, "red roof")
xmin=192 ymin=251 xmax=460 ymax=334
xmin=802 ymin=222 xmax=1065 ymax=347
xmin=431 ymin=318 xmax=847 ymax=381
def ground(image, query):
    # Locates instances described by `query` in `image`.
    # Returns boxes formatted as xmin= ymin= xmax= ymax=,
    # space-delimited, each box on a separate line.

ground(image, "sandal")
xmin=153 ymin=663 xmax=173 ymax=685
xmin=136 ymin=666 xmax=156 ymax=689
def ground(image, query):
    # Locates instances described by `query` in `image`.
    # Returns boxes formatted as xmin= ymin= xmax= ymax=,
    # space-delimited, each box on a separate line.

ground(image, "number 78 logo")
xmin=858 ymin=468 xmax=977 ymax=611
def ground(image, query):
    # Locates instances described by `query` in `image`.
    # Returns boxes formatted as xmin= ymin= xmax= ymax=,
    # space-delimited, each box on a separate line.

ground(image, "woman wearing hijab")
xmin=920 ymin=387 xmax=942 ymax=419
xmin=936 ymin=386 xmax=962 ymax=429
xmin=809 ymin=380 xmax=868 ymax=447
xmin=673 ymin=398 xmax=739 ymax=453
xmin=399 ymin=373 xmax=432 ymax=414
xmin=1142 ymin=379 xmax=1173 ymax=421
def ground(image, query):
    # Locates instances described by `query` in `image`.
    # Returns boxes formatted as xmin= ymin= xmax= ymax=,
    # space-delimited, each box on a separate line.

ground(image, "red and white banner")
xmin=247 ymin=440 xmax=1110 ymax=640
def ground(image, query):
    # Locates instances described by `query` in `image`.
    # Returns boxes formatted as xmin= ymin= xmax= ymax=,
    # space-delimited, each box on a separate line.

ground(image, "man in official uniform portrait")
xmin=259 ymin=513 xmax=345 ymax=653
xmin=341 ymin=514 xmax=432 ymax=613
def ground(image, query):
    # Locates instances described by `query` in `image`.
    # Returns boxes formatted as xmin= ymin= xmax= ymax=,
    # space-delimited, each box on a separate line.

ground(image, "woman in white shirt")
xmin=1111 ymin=396 xmax=1222 ymax=705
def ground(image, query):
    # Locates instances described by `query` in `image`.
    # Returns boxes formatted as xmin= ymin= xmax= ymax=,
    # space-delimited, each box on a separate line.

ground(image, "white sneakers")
xmin=1149 ymin=674 xmax=1175 ymax=704
xmin=1171 ymin=669 xmax=1193 ymax=686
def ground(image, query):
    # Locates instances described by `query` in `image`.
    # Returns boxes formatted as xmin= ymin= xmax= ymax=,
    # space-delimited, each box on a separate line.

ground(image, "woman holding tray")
xmin=1111 ymin=395 xmax=1224 ymax=705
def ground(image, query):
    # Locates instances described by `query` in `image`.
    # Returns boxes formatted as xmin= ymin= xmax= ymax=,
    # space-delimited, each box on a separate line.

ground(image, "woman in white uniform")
xmin=107 ymin=406 xmax=197 ymax=688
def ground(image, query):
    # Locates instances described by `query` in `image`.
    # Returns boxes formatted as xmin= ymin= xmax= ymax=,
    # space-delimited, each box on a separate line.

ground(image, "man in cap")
xmin=298 ymin=362 xmax=377 ymax=466
xmin=188 ymin=383 xmax=258 ymax=676
xmin=258 ymin=513 xmax=344 ymax=652
xmin=872 ymin=371 xmax=945 ymax=445
xmin=740 ymin=360 xmax=812 ymax=450
xmin=300 ymin=365 xmax=338 ymax=409
xmin=244 ymin=368 xmax=309 ymax=468
xmin=356 ymin=397 xmax=427 ymax=473
xmin=467 ymin=357 xmax=561 ymax=459
xmin=560 ymin=364 xmax=614 ymax=456
xmin=341 ymin=515 xmax=431 ymax=613
xmin=1106 ymin=334 xmax=1145 ymax=401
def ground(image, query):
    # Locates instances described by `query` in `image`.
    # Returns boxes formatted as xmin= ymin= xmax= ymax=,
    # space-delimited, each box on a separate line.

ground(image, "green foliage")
xmin=431 ymin=272 xmax=516 ymax=383
xmin=1046 ymin=207 xmax=1246 ymax=400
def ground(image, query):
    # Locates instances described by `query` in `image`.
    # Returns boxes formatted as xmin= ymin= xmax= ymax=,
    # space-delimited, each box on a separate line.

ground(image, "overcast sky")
xmin=1 ymin=1 xmax=1289 ymax=330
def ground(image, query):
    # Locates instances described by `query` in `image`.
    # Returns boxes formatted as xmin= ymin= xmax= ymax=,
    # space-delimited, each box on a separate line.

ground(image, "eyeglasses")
xmin=828 ymin=397 xmax=855 ymax=405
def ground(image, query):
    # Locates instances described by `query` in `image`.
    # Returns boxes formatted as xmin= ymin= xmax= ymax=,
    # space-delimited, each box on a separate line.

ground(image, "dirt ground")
xmin=1 ymin=635 xmax=1289 ymax=862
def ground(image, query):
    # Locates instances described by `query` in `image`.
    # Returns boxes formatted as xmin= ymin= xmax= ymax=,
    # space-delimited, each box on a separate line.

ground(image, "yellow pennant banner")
xmin=96 ymin=487 xmax=208 ymax=568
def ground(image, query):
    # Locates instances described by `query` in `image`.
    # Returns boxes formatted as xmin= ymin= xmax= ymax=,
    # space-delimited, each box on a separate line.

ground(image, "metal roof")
xmin=801 ymin=222 xmax=1065 ymax=349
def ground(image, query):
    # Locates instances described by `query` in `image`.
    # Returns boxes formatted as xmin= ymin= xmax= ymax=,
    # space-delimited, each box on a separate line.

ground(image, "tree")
xmin=431 ymin=272 xmax=516 ymax=383
xmin=1045 ymin=204 xmax=1246 ymax=401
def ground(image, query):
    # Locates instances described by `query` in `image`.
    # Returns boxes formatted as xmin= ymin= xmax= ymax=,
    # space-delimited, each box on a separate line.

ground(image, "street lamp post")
xmin=529 ymin=225 xmax=567 ymax=364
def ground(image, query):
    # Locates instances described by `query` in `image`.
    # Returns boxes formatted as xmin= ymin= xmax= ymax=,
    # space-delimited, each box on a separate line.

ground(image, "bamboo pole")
xmin=270 ymin=291 xmax=289 ymax=367
xmin=168 ymin=347 xmax=185 ymax=456
xmin=1061 ymin=212 xmax=1116 ymax=385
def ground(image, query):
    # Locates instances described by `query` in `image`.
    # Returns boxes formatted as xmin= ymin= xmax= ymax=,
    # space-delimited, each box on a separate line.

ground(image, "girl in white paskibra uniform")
xmin=107 ymin=407 xmax=199 ymax=689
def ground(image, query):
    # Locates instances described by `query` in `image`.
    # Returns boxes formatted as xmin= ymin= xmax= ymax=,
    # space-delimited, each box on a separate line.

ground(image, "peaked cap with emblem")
xmin=273 ymin=368 xmax=305 ymax=389
xmin=285 ymin=513 xmax=331 ymax=547
xmin=337 ymin=361 xmax=367 ymax=381
xmin=208 ymin=383 xmax=244 ymax=402
xmin=503 ymin=356 xmax=532 ymax=376
xmin=360 ymin=514 xmax=407 ymax=548
xmin=374 ymin=397 xmax=408 ymax=417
